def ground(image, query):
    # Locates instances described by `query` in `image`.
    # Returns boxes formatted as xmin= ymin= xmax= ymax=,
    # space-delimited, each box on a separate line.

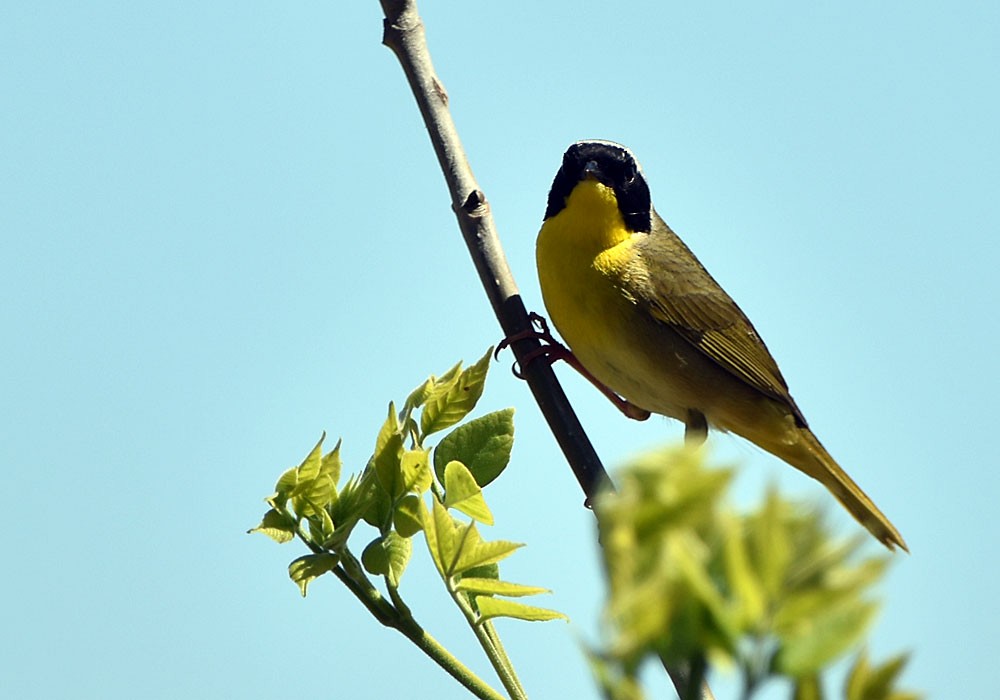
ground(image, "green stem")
xmin=450 ymin=583 xmax=527 ymax=700
xmin=301 ymin=532 xmax=502 ymax=700
xmin=482 ymin=620 xmax=527 ymax=698
xmin=331 ymin=561 xmax=505 ymax=700
xmin=386 ymin=580 xmax=414 ymax=623
xmin=331 ymin=564 xmax=396 ymax=625
xmin=397 ymin=620 xmax=508 ymax=700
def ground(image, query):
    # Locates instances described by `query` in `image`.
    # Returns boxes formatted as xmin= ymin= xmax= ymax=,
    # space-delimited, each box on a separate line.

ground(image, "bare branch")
xmin=378 ymin=0 xmax=611 ymax=502
xmin=376 ymin=2 xmax=714 ymax=698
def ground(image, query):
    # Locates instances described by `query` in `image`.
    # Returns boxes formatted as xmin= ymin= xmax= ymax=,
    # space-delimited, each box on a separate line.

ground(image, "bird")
xmin=534 ymin=139 xmax=906 ymax=551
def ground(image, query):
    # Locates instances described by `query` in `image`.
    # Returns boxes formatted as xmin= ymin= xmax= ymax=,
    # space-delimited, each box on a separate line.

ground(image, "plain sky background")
xmin=3 ymin=2 xmax=997 ymax=698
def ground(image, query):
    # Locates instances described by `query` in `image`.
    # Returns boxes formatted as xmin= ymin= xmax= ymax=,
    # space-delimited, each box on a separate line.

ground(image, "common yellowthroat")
xmin=536 ymin=140 xmax=906 ymax=551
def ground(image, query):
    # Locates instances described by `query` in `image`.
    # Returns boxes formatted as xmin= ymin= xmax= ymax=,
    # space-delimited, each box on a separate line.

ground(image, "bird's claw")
xmin=495 ymin=313 xmax=650 ymax=422
xmin=495 ymin=312 xmax=566 ymax=378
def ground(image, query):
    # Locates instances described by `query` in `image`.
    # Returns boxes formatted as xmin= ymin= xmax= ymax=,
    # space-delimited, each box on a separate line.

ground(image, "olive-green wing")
xmin=634 ymin=213 xmax=807 ymax=426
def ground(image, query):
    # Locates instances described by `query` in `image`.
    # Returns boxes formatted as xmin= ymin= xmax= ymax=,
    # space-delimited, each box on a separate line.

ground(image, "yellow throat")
xmin=536 ymin=177 xmax=642 ymax=381
xmin=538 ymin=178 xmax=633 ymax=260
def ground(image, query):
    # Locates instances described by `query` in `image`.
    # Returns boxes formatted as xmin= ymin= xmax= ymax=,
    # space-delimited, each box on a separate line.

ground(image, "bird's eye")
xmin=623 ymin=166 xmax=636 ymax=185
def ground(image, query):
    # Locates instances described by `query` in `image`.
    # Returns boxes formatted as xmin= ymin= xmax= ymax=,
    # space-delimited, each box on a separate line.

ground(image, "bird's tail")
xmin=769 ymin=427 xmax=908 ymax=552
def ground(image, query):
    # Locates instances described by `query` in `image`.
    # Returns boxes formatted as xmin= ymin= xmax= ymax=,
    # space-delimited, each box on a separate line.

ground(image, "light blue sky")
xmin=3 ymin=2 xmax=997 ymax=698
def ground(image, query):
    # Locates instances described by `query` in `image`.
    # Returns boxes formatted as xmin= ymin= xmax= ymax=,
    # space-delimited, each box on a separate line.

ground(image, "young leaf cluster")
xmin=250 ymin=349 xmax=563 ymax=700
xmin=593 ymin=446 xmax=920 ymax=700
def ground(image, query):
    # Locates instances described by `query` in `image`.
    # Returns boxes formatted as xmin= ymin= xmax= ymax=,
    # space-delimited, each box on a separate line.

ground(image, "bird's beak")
xmin=582 ymin=160 xmax=601 ymax=181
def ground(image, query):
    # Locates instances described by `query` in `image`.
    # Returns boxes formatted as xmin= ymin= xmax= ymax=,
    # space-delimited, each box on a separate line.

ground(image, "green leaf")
xmin=383 ymin=531 xmax=412 ymax=587
xmin=361 ymin=532 xmax=412 ymax=587
xmin=455 ymin=578 xmax=550 ymax=597
xmin=435 ymin=359 xmax=465 ymax=386
xmin=403 ymin=376 xmax=435 ymax=415
xmin=272 ymin=466 xmax=298 ymax=507
xmin=420 ymin=349 xmax=491 ymax=437
xmin=443 ymin=461 xmax=494 ymax=525
xmin=393 ymin=493 xmax=423 ymax=537
xmin=306 ymin=507 xmax=335 ymax=544
xmin=360 ymin=466 xmax=393 ymax=529
xmin=323 ymin=521 xmax=355 ymax=553
xmin=283 ymin=435 xmax=338 ymax=522
xmin=452 ymin=524 xmax=522 ymax=575
xmin=295 ymin=434 xmax=325 ymax=483
xmin=774 ymin=600 xmax=880 ymax=677
xmin=846 ymin=649 xmax=871 ymax=700
xmin=374 ymin=402 xmax=401 ymax=458
xmin=361 ymin=536 xmax=389 ymax=576
xmin=475 ymin=597 xmax=567 ymax=624
xmin=433 ymin=408 xmax=515 ymax=487
xmin=330 ymin=472 xmax=368 ymax=527
xmin=320 ymin=440 xmax=343 ymax=492
xmin=288 ymin=553 xmax=339 ymax=597
xmin=401 ymin=448 xmax=432 ymax=494
xmin=751 ymin=487 xmax=792 ymax=601
xmin=585 ymin=647 xmax=646 ymax=700
xmin=722 ymin=515 xmax=765 ymax=628
xmin=863 ymin=655 xmax=910 ymax=700
xmin=669 ymin=533 xmax=740 ymax=654
xmin=456 ymin=563 xmax=499 ymax=582
xmin=776 ymin=581 xmax=874 ymax=636
xmin=248 ymin=508 xmax=297 ymax=544
xmin=421 ymin=498 xmax=520 ymax=577
xmin=421 ymin=498 xmax=461 ymax=577
xmin=374 ymin=406 xmax=405 ymax=499
xmin=793 ymin=675 xmax=824 ymax=700
xmin=775 ymin=554 xmax=890 ymax=640
xmin=846 ymin=650 xmax=918 ymax=700
xmin=418 ymin=360 xmax=461 ymax=437
xmin=826 ymin=556 xmax=891 ymax=596
xmin=788 ymin=530 xmax=868 ymax=591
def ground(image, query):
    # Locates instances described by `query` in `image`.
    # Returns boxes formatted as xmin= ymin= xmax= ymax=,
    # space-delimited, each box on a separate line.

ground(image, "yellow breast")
xmin=536 ymin=180 xmax=654 ymax=401
xmin=537 ymin=178 xmax=717 ymax=423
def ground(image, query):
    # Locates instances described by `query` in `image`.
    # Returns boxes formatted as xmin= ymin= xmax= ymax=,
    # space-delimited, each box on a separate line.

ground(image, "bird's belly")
xmin=539 ymin=262 xmax=768 ymax=428
xmin=540 ymin=267 xmax=698 ymax=422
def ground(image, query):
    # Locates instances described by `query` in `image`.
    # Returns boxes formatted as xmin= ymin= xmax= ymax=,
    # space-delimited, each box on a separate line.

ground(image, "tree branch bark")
xmin=376 ymin=2 xmax=713 ymax=698
xmin=378 ymin=0 xmax=611 ymax=503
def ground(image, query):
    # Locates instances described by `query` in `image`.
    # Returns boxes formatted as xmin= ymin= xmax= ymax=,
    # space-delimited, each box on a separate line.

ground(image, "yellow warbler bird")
xmin=535 ymin=140 xmax=906 ymax=551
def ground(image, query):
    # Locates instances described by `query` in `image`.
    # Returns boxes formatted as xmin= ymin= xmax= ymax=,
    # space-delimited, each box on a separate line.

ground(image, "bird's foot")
xmin=494 ymin=312 xmax=566 ymax=377
xmin=495 ymin=312 xmax=651 ymax=422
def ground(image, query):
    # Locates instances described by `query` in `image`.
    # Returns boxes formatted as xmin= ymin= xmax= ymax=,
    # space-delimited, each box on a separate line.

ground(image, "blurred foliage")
xmin=593 ymin=446 xmax=920 ymax=700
